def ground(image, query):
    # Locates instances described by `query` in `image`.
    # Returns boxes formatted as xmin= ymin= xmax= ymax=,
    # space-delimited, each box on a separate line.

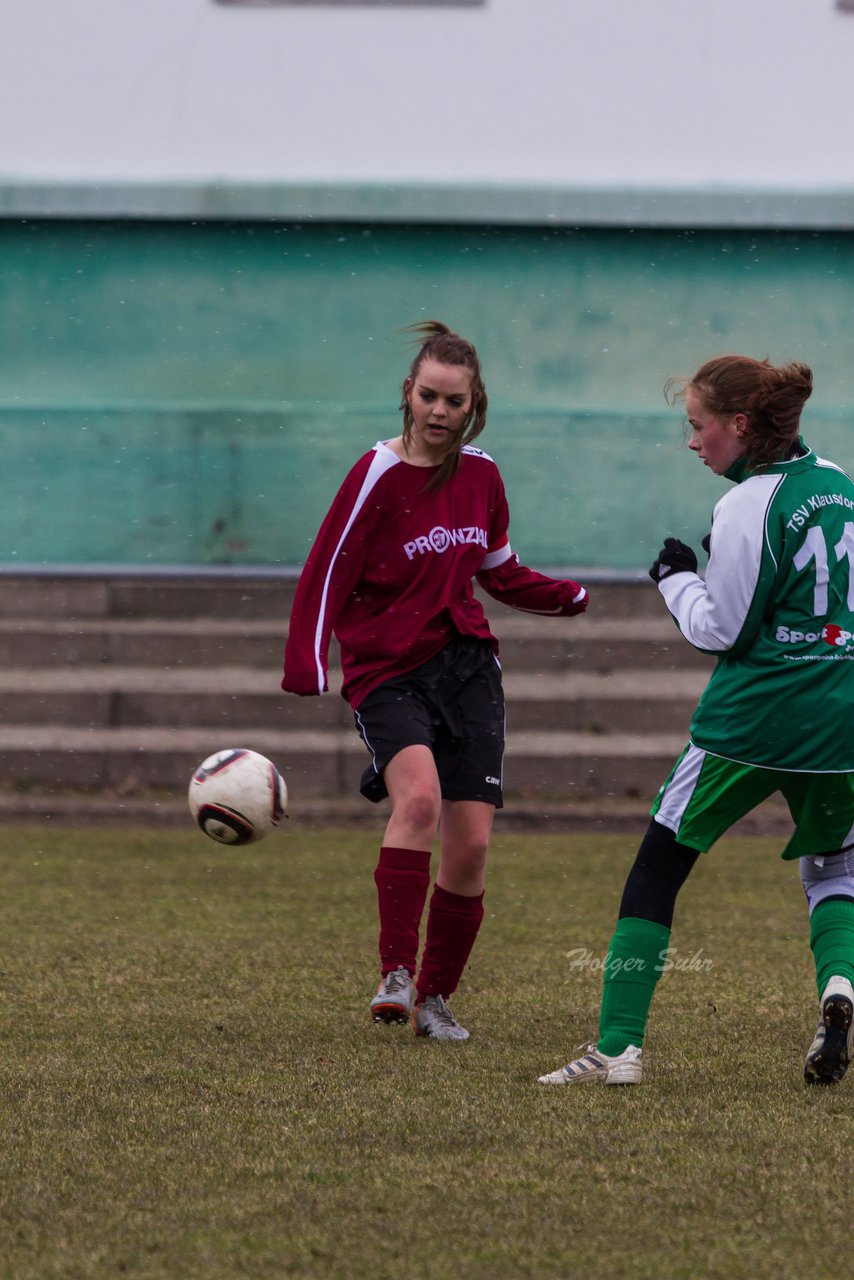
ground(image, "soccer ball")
xmin=188 ymin=748 xmax=287 ymax=845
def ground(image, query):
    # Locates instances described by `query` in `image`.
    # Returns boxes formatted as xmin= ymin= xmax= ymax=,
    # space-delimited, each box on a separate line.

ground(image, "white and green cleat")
xmin=537 ymin=1043 xmax=643 ymax=1085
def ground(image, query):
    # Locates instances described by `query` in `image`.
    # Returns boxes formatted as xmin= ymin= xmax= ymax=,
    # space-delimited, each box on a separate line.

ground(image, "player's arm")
xmin=281 ymin=459 xmax=374 ymax=696
xmin=652 ymin=479 xmax=778 ymax=653
xmin=474 ymin=470 xmax=588 ymax=616
xmin=477 ymin=538 xmax=589 ymax=616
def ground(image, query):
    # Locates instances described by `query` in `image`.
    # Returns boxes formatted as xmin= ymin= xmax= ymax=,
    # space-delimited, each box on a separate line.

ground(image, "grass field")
xmin=0 ymin=822 xmax=848 ymax=1280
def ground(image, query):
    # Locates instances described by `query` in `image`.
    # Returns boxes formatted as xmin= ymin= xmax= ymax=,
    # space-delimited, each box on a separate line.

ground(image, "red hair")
xmin=666 ymin=354 xmax=813 ymax=467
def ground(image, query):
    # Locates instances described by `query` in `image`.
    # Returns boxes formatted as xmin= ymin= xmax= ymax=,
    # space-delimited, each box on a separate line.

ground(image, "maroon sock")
xmin=373 ymin=846 xmax=431 ymax=976
xmin=416 ymin=884 xmax=485 ymax=999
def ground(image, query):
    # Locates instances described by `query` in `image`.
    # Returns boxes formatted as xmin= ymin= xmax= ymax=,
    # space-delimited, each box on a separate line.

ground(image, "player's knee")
xmin=455 ymin=835 xmax=489 ymax=874
xmin=395 ymin=788 xmax=441 ymax=835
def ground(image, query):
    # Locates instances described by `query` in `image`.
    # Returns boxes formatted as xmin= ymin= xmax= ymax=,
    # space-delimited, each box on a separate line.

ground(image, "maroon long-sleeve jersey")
xmin=282 ymin=442 xmax=588 ymax=708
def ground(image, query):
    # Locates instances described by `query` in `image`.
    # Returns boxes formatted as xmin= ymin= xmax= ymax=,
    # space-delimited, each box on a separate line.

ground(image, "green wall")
xmin=2 ymin=220 xmax=853 ymax=570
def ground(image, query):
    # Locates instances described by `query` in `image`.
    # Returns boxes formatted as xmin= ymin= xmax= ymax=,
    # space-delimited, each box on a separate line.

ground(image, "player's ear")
xmin=733 ymin=412 xmax=750 ymax=437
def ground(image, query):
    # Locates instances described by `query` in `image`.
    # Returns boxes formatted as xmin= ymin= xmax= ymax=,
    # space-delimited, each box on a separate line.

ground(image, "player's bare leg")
xmin=436 ymin=799 xmax=493 ymax=897
xmin=382 ymin=744 xmax=442 ymax=851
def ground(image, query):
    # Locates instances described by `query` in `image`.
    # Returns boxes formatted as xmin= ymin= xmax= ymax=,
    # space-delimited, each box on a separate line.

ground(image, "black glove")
xmin=701 ymin=532 xmax=712 ymax=556
xmin=649 ymin=537 xmax=698 ymax=583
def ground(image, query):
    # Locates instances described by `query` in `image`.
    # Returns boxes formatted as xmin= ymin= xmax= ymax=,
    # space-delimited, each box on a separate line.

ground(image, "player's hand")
xmin=701 ymin=532 xmax=712 ymax=556
xmin=648 ymin=537 xmax=698 ymax=583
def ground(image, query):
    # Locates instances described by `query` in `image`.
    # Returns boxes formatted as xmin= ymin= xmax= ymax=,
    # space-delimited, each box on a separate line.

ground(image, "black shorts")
xmin=353 ymin=635 xmax=505 ymax=808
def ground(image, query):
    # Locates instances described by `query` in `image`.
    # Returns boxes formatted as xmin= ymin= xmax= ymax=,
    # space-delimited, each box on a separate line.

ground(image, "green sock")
xmin=597 ymin=916 xmax=671 ymax=1056
xmin=809 ymin=897 xmax=854 ymax=997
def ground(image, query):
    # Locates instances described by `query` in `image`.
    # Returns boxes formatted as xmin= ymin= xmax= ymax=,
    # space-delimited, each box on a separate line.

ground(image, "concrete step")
xmin=0 ymin=667 xmax=347 ymax=731
xmin=0 ymin=723 xmax=688 ymax=803
xmin=0 ymin=617 xmax=285 ymax=668
xmin=0 ymin=572 xmax=711 ymax=822
xmin=0 ymin=667 xmax=707 ymax=733
xmin=0 ymin=613 xmax=713 ymax=672
xmin=0 ymin=575 xmax=296 ymax=621
xmin=0 ymin=573 xmax=662 ymax=621
xmin=505 ymin=669 xmax=704 ymax=732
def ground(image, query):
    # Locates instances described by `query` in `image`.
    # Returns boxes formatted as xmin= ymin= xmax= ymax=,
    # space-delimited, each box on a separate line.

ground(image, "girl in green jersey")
xmin=538 ymin=354 xmax=854 ymax=1088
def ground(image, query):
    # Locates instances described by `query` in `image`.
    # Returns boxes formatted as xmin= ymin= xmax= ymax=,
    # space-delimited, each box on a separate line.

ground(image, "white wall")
xmin=2 ymin=0 xmax=854 ymax=189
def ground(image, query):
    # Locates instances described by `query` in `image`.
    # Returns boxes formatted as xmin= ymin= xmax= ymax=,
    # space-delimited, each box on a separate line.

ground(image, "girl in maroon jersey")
xmin=283 ymin=321 xmax=589 ymax=1040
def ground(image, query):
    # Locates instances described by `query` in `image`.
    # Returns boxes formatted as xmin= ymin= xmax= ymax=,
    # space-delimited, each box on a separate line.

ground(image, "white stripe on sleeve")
xmin=657 ymin=474 xmax=782 ymax=651
xmin=311 ymin=447 xmax=399 ymax=692
xmin=480 ymin=542 xmax=514 ymax=571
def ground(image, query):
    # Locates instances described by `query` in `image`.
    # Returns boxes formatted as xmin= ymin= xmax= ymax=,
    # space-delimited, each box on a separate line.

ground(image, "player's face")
xmin=405 ymin=359 xmax=474 ymax=461
xmin=685 ymin=388 xmax=747 ymax=475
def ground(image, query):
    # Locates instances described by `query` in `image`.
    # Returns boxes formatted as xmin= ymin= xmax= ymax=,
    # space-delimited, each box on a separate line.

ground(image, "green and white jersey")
xmin=658 ymin=442 xmax=854 ymax=772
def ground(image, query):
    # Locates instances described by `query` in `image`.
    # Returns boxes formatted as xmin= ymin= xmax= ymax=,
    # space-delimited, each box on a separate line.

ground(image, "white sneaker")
xmin=414 ymin=994 xmax=470 ymax=1041
xmin=370 ymin=966 xmax=415 ymax=1024
xmin=804 ymin=975 xmax=854 ymax=1085
xmin=537 ymin=1043 xmax=643 ymax=1085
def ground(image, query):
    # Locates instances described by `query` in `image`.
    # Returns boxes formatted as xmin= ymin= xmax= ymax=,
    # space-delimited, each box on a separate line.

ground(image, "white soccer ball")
xmin=188 ymin=748 xmax=287 ymax=845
